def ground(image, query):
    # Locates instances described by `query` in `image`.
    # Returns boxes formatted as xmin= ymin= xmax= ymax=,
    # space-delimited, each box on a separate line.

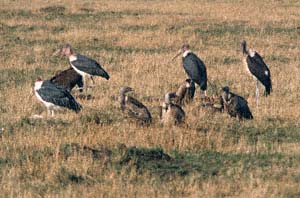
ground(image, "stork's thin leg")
xmin=51 ymin=110 xmax=55 ymax=117
xmin=90 ymin=76 xmax=95 ymax=85
xmin=83 ymin=76 xmax=88 ymax=97
xmin=255 ymin=80 xmax=259 ymax=107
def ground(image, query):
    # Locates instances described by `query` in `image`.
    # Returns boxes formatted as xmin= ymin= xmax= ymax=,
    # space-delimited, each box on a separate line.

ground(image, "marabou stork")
xmin=34 ymin=78 xmax=82 ymax=116
xmin=172 ymin=44 xmax=207 ymax=96
xmin=56 ymin=44 xmax=110 ymax=96
xmin=160 ymin=92 xmax=185 ymax=125
xmin=220 ymin=86 xmax=253 ymax=120
xmin=241 ymin=40 xmax=272 ymax=105
xmin=50 ymin=67 xmax=83 ymax=92
xmin=118 ymin=86 xmax=152 ymax=125
xmin=173 ymin=79 xmax=195 ymax=106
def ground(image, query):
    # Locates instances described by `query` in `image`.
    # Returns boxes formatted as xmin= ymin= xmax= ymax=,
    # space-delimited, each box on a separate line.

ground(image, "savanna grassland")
xmin=1 ymin=0 xmax=300 ymax=197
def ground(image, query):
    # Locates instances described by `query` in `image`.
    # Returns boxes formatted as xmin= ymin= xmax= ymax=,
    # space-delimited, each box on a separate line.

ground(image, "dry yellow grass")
xmin=1 ymin=0 xmax=300 ymax=197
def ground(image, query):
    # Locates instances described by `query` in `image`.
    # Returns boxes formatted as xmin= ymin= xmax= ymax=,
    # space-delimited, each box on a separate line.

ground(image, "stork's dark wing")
xmin=38 ymin=81 xmax=82 ymax=112
xmin=125 ymin=96 xmax=152 ymax=123
xmin=182 ymin=53 xmax=207 ymax=90
xmin=246 ymin=52 xmax=272 ymax=95
xmin=71 ymin=54 xmax=110 ymax=80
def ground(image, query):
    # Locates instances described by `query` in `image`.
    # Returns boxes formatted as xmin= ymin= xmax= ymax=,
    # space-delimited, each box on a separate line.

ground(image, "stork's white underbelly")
xmin=35 ymin=91 xmax=60 ymax=110
xmin=71 ymin=64 xmax=90 ymax=78
xmin=243 ymin=58 xmax=251 ymax=75
xmin=243 ymin=57 xmax=257 ymax=79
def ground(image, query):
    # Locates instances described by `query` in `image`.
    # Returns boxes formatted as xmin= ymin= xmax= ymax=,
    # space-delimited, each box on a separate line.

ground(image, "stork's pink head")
xmin=60 ymin=44 xmax=73 ymax=57
xmin=36 ymin=77 xmax=43 ymax=82
xmin=52 ymin=43 xmax=73 ymax=57
xmin=181 ymin=43 xmax=190 ymax=52
xmin=172 ymin=43 xmax=191 ymax=61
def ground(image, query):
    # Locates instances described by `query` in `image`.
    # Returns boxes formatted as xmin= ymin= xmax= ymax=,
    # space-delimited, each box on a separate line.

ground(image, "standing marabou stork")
xmin=172 ymin=44 xmax=207 ymax=96
xmin=160 ymin=92 xmax=185 ymax=125
xmin=220 ymin=86 xmax=253 ymax=120
xmin=118 ymin=86 xmax=152 ymax=125
xmin=56 ymin=44 xmax=110 ymax=96
xmin=34 ymin=78 xmax=82 ymax=116
xmin=50 ymin=67 xmax=83 ymax=92
xmin=241 ymin=40 xmax=272 ymax=105
xmin=173 ymin=79 xmax=195 ymax=106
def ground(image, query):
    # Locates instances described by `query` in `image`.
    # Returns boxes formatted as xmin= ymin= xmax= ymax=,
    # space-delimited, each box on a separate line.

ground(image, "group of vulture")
xmin=34 ymin=40 xmax=272 ymax=125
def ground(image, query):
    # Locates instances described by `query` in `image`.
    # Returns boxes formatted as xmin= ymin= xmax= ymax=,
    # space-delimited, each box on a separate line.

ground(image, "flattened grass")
xmin=0 ymin=0 xmax=300 ymax=196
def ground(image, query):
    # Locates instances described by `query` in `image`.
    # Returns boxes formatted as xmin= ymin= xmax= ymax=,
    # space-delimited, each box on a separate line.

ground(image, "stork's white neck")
xmin=183 ymin=50 xmax=191 ymax=58
xmin=249 ymin=49 xmax=256 ymax=57
xmin=164 ymin=93 xmax=171 ymax=104
xmin=69 ymin=55 xmax=77 ymax=62
xmin=34 ymin=81 xmax=43 ymax=91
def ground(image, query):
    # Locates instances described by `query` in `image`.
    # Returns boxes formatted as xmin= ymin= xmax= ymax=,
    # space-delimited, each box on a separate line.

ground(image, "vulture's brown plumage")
xmin=119 ymin=86 xmax=152 ymax=124
xmin=50 ymin=68 xmax=83 ymax=92
xmin=221 ymin=86 xmax=253 ymax=120
xmin=173 ymin=79 xmax=195 ymax=106
xmin=160 ymin=92 xmax=185 ymax=125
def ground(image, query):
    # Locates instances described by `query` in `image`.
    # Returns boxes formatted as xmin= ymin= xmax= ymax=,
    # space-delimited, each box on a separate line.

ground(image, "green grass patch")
xmin=3 ymin=117 xmax=71 ymax=138
xmin=222 ymin=121 xmax=300 ymax=148
xmin=0 ymin=146 xmax=55 ymax=169
xmin=79 ymin=110 xmax=114 ymax=125
xmin=56 ymin=166 xmax=86 ymax=186
xmin=113 ymin=146 xmax=300 ymax=182
xmin=119 ymin=25 xmax=159 ymax=32
xmin=0 ymin=9 xmax=35 ymax=19
xmin=40 ymin=6 xmax=66 ymax=14
xmin=0 ymin=68 xmax=55 ymax=90
xmin=1 ymin=143 xmax=300 ymax=193
xmin=266 ymin=54 xmax=290 ymax=63
xmin=194 ymin=22 xmax=256 ymax=37
xmin=193 ymin=21 xmax=300 ymax=39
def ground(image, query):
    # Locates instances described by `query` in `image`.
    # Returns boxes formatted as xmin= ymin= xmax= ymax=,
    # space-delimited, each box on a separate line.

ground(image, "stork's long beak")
xmin=52 ymin=48 xmax=61 ymax=56
xmin=171 ymin=49 xmax=182 ymax=61
xmin=29 ymin=88 xmax=34 ymax=97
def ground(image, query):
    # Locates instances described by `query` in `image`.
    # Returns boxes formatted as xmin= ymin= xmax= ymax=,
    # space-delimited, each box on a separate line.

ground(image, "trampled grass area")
xmin=0 ymin=0 xmax=300 ymax=197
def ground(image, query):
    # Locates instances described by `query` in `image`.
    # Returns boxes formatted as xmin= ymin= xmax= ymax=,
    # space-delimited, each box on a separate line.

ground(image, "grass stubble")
xmin=0 ymin=0 xmax=300 ymax=197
